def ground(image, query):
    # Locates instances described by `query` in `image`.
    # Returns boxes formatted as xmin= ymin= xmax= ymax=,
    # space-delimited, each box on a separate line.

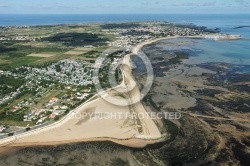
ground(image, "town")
xmin=106 ymin=22 xmax=212 ymax=48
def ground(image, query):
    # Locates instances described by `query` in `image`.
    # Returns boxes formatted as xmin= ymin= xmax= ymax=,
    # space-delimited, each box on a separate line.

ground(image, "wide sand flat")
xmin=13 ymin=97 xmax=138 ymax=145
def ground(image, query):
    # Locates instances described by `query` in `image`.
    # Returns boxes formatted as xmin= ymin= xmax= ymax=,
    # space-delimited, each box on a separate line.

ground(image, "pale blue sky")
xmin=0 ymin=0 xmax=249 ymax=14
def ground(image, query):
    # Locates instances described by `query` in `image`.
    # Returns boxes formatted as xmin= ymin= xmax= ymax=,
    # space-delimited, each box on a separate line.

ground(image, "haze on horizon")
xmin=0 ymin=0 xmax=250 ymax=14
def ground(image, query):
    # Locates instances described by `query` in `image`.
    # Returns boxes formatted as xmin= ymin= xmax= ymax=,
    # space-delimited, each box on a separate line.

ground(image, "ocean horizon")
xmin=1 ymin=13 xmax=250 ymax=28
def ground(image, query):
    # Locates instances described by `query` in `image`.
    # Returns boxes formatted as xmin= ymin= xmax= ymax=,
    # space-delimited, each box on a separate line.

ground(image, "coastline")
xmin=0 ymin=33 xmax=239 ymax=155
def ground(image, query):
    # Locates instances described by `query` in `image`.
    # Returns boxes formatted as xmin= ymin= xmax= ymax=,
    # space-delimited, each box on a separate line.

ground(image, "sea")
xmin=0 ymin=14 xmax=250 ymax=70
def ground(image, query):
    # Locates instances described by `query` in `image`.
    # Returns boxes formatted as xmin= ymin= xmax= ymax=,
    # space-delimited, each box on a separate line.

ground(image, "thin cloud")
xmin=142 ymin=1 xmax=149 ymax=6
xmin=202 ymin=2 xmax=216 ymax=6
xmin=171 ymin=2 xmax=200 ymax=7
xmin=0 ymin=4 xmax=12 ymax=8
xmin=172 ymin=2 xmax=217 ymax=7
xmin=155 ymin=1 xmax=160 ymax=5
xmin=235 ymin=0 xmax=249 ymax=5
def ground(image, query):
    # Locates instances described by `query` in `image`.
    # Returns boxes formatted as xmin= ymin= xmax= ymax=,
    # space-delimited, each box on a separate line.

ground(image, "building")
xmin=49 ymin=113 xmax=57 ymax=119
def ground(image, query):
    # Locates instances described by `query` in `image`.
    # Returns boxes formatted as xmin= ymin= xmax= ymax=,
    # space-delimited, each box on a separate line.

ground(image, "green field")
xmin=0 ymin=24 xmax=117 ymax=68
xmin=0 ymin=41 xmax=70 ymax=68
xmin=11 ymin=56 xmax=44 ymax=67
